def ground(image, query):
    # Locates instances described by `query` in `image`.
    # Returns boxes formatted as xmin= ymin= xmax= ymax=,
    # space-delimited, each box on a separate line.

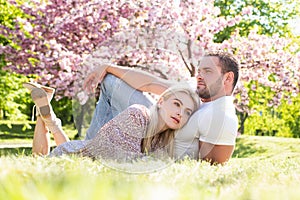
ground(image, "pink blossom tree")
xmin=208 ymin=30 xmax=300 ymax=133
xmin=1 ymin=0 xmax=299 ymax=134
xmin=1 ymin=0 xmax=241 ymax=98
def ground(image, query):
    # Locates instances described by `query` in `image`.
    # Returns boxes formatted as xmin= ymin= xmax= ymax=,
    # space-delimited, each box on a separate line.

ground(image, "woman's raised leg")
xmin=31 ymin=88 xmax=70 ymax=146
xmin=32 ymin=115 xmax=70 ymax=155
xmin=32 ymin=116 xmax=51 ymax=155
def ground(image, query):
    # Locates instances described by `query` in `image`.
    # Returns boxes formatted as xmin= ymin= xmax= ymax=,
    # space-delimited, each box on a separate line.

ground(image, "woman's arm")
xmin=106 ymin=64 xmax=174 ymax=95
xmin=84 ymin=64 xmax=175 ymax=95
xmin=81 ymin=104 xmax=150 ymax=159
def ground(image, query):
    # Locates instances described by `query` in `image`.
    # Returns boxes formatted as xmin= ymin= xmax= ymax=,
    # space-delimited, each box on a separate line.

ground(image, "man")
xmin=83 ymin=51 xmax=239 ymax=164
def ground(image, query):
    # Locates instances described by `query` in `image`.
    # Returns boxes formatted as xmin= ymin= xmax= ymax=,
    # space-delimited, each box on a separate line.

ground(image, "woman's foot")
xmin=31 ymin=88 xmax=51 ymax=117
xmin=30 ymin=88 xmax=67 ymax=143
xmin=23 ymin=82 xmax=55 ymax=101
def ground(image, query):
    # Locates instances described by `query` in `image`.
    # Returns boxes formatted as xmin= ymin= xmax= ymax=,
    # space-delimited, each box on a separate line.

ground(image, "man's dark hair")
xmin=204 ymin=50 xmax=239 ymax=91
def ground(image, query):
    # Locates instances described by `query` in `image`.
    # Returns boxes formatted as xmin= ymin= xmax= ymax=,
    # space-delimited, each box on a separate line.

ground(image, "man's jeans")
xmin=85 ymin=74 xmax=154 ymax=140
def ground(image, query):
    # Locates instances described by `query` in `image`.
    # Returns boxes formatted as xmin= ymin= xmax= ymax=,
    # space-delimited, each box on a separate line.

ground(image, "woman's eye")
xmin=186 ymin=111 xmax=192 ymax=116
xmin=174 ymin=102 xmax=180 ymax=107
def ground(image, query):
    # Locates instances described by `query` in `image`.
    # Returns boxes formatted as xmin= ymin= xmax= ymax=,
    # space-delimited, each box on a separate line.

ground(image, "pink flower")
xmin=242 ymin=6 xmax=253 ymax=15
xmin=77 ymin=91 xmax=89 ymax=105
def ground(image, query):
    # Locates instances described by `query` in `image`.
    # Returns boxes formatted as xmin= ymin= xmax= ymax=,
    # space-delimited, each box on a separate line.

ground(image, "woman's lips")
xmin=171 ymin=117 xmax=180 ymax=124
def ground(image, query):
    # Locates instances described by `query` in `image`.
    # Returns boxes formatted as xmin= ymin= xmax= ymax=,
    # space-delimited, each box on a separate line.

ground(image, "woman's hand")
xmin=83 ymin=65 xmax=108 ymax=94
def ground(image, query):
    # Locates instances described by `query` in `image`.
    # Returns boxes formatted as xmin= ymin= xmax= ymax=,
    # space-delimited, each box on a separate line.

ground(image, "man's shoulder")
xmin=190 ymin=96 xmax=238 ymax=129
xmin=198 ymin=96 xmax=236 ymax=114
xmin=211 ymin=96 xmax=235 ymax=107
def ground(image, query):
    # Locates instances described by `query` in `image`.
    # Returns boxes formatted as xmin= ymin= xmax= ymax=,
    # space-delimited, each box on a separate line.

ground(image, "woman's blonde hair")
xmin=141 ymin=84 xmax=200 ymax=157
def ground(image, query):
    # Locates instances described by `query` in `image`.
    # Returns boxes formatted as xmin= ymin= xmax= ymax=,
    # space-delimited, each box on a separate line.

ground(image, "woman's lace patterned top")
xmin=50 ymin=104 xmax=150 ymax=161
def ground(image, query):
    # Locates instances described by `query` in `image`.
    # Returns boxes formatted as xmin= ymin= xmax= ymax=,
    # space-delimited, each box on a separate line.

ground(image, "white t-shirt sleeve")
xmin=198 ymin=115 xmax=238 ymax=145
xmin=173 ymin=97 xmax=238 ymax=159
xmin=197 ymin=108 xmax=238 ymax=145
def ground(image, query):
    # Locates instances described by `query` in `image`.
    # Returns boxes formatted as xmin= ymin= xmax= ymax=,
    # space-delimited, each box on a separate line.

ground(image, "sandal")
xmin=31 ymin=88 xmax=51 ymax=117
xmin=23 ymin=82 xmax=55 ymax=101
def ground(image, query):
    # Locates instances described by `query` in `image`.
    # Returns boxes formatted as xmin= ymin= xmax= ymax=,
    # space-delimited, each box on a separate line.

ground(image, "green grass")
xmin=1 ymin=121 xmax=300 ymax=200
xmin=0 ymin=120 xmax=36 ymax=142
xmin=0 ymin=120 xmax=78 ymax=142
xmin=0 ymin=120 xmax=78 ymax=156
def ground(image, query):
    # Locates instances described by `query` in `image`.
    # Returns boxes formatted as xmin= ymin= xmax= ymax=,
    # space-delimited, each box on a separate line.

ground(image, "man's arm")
xmin=199 ymin=141 xmax=234 ymax=164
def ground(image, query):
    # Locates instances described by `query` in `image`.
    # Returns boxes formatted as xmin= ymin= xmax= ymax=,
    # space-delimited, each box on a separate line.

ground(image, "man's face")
xmin=196 ymin=56 xmax=225 ymax=101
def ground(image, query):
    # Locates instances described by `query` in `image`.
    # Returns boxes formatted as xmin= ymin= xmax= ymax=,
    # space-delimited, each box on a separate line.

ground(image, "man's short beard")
xmin=196 ymin=76 xmax=223 ymax=99
xmin=197 ymin=89 xmax=211 ymax=99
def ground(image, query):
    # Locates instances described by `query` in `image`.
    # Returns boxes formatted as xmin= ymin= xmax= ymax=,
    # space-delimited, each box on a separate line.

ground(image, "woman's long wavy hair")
xmin=141 ymin=84 xmax=200 ymax=157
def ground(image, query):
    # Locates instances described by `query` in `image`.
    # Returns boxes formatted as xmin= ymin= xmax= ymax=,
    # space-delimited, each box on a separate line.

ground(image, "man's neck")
xmin=201 ymin=94 xmax=231 ymax=103
xmin=201 ymin=98 xmax=212 ymax=103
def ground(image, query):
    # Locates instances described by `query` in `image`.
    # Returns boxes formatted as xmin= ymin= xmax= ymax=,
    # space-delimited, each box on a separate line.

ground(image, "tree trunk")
xmin=74 ymin=104 xmax=85 ymax=139
xmin=237 ymin=111 xmax=248 ymax=134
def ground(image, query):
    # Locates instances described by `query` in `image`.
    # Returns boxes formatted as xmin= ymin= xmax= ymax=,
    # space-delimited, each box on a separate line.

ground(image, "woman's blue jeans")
xmin=84 ymin=74 xmax=154 ymax=140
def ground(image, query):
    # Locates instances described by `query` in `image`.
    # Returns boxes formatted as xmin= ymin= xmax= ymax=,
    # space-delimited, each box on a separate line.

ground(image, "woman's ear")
xmin=157 ymin=98 xmax=163 ymax=108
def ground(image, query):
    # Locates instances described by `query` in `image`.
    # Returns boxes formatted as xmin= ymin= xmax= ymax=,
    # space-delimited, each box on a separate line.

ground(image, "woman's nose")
xmin=176 ymin=109 xmax=183 ymax=117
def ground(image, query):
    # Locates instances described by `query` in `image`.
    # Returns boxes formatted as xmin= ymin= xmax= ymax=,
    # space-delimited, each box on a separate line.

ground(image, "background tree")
xmin=1 ymin=0 xmax=300 ymax=137
xmin=0 ymin=0 xmax=32 ymax=120
xmin=214 ymin=0 xmax=300 ymax=42
xmin=1 ymin=0 xmax=243 ymax=98
xmin=209 ymin=29 xmax=300 ymax=134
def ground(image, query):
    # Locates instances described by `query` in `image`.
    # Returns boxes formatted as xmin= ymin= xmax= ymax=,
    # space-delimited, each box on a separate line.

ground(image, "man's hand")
xmin=83 ymin=65 xmax=108 ymax=94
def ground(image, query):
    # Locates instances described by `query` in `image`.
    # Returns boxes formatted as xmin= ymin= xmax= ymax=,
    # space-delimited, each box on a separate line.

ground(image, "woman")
xmin=24 ymin=82 xmax=200 ymax=161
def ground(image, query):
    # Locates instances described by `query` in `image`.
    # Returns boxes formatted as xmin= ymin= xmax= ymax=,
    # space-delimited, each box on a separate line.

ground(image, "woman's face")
xmin=158 ymin=92 xmax=195 ymax=130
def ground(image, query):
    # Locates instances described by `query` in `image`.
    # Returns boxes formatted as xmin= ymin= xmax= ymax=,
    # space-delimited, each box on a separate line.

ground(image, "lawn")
xmin=0 ymin=120 xmax=77 ymax=155
xmin=0 ymin=122 xmax=300 ymax=200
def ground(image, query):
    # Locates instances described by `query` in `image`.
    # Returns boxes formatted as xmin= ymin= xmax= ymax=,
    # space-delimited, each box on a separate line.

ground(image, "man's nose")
xmin=196 ymin=72 xmax=203 ymax=80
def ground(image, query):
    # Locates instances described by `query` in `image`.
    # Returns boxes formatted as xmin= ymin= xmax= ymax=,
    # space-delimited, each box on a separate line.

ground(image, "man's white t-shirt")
xmin=174 ymin=96 xmax=239 ymax=159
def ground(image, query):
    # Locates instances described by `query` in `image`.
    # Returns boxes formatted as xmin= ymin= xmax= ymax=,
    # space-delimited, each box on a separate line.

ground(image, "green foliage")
xmin=0 ymin=0 xmax=24 ymax=26
xmin=244 ymin=111 xmax=292 ymax=137
xmin=277 ymin=93 xmax=300 ymax=138
xmin=0 ymin=0 xmax=35 ymax=122
xmin=0 ymin=0 xmax=27 ymax=45
xmin=214 ymin=0 xmax=300 ymax=42
xmin=0 ymin=63 xmax=77 ymax=126
xmin=238 ymin=80 xmax=300 ymax=137
xmin=0 ymin=67 xmax=33 ymax=121
xmin=50 ymin=97 xmax=74 ymax=125
xmin=246 ymin=80 xmax=276 ymax=110
xmin=242 ymin=83 xmax=300 ymax=138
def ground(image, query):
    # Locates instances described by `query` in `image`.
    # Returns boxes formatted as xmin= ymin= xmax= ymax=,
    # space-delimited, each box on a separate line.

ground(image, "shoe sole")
xmin=23 ymin=82 xmax=55 ymax=94
xmin=31 ymin=88 xmax=51 ymax=117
